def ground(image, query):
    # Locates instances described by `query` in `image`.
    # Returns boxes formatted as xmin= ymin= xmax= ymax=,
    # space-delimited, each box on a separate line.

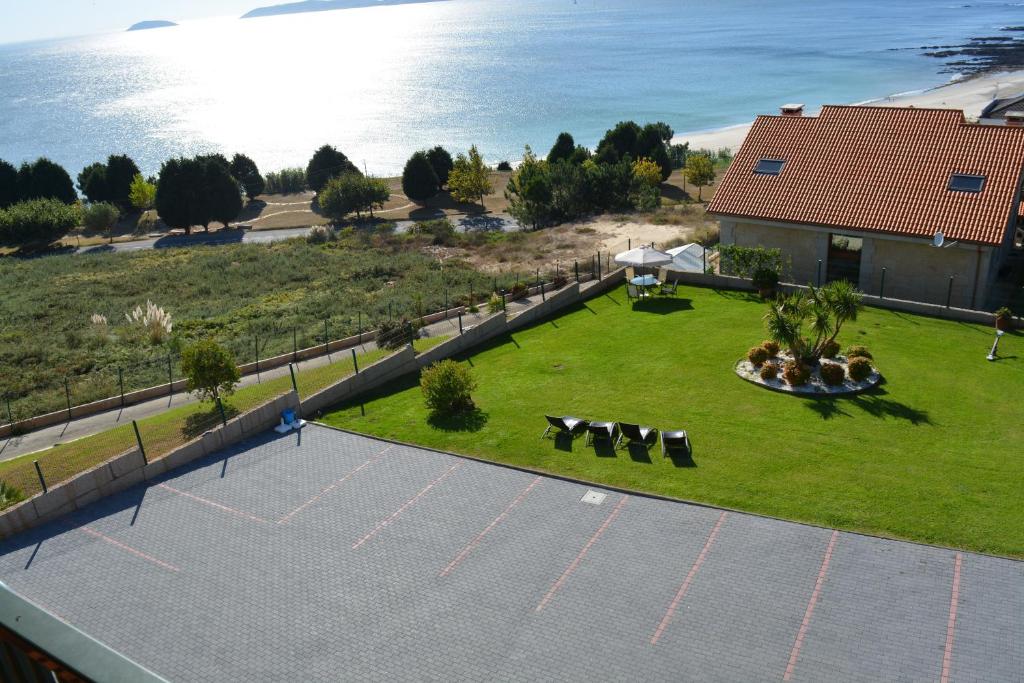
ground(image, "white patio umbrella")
xmin=665 ymin=243 xmax=707 ymax=273
xmin=613 ymin=244 xmax=673 ymax=269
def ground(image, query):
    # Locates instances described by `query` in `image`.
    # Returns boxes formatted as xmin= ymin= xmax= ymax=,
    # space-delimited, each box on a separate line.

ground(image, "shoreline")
xmin=673 ymin=68 xmax=1024 ymax=153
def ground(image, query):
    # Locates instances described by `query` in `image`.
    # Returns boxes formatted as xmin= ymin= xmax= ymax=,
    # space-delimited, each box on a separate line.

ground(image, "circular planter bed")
xmin=735 ymin=353 xmax=881 ymax=396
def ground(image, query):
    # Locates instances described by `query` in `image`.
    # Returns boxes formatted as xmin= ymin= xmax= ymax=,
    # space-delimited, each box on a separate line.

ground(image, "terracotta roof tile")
xmin=707 ymin=106 xmax=1024 ymax=246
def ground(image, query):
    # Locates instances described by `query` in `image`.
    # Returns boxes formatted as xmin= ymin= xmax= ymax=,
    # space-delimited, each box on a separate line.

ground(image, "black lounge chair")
xmin=585 ymin=421 xmax=618 ymax=447
xmin=542 ymin=415 xmax=588 ymax=439
xmin=660 ymin=429 xmax=691 ymax=457
xmin=660 ymin=280 xmax=678 ymax=296
xmin=617 ymin=422 xmax=657 ymax=447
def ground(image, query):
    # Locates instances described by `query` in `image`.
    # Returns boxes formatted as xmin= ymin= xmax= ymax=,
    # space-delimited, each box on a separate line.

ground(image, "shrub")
xmin=421 ymin=359 xmax=477 ymax=415
xmin=180 ymin=339 xmax=240 ymax=402
xmin=264 ymin=168 xmax=307 ymax=194
xmin=0 ymin=198 xmax=81 ymax=247
xmin=820 ymin=362 xmax=845 ymax=386
xmin=0 ymin=481 xmax=25 ymax=511
xmin=125 ymin=300 xmax=173 ymax=344
xmin=747 ymin=345 xmax=769 ymax=366
xmin=845 ymin=345 xmax=873 ymax=360
xmin=752 ymin=266 xmax=779 ymax=291
xmin=135 ymin=210 xmax=158 ymax=235
xmin=306 ymin=226 xmax=334 ymax=244
xmin=760 ymin=362 xmax=779 ymax=381
xmin=509 ymin=282 xmax=529 ymax=299
xmin=821 ymin=339 xmax=840 ymax=359
xmin=496 ymin=161 xmax=512 ymax=171
xmin=402 ymin=151 xmax=440 ymax=202
xmin=782 ymin=360 xmax=810 ymax=386
xmin=376 ymin=318 xmax=418 ymax=349
xmin=417 ymin=218 xmax=456 ymax=245
xmin=82 ymin=202 xmax=120 ymax=233
xmin=487 ymin=292 xmax=504 ymax=314
xmin=761 ymin=340 xmax=780 ymax=356
xmin=848 ymin=357 xmax=873 ymax=382
xmin=552 ymin=274 xmax=569 ymax=289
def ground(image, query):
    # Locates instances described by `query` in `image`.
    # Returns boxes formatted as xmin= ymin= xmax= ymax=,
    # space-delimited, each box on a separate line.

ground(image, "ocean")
xmin=0 ymin=0 xmax=1021 ymax=177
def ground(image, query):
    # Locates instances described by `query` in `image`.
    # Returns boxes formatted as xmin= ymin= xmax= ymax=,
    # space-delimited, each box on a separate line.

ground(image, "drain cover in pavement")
xmin=580 ymin=490 xmax=607 ymax=505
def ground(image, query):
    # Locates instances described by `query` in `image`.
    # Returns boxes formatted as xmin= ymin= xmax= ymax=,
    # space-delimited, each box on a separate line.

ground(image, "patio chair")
xmin=627 ymin=284 xmax=641 ymax=301
xmin=616 ymin=422 xmax=657 ymax=448
xmin=541 ymin=415 xmax=588 ymax=439
xmin=660 ymin=280 xmax=678 ymax=296
xmin=585 ymin=421 xmax=618 ymax=447
xmin=625 ymin=266 xmax=636 ymax=281
xmin=660 ymin=429 xmax=691 ymax=457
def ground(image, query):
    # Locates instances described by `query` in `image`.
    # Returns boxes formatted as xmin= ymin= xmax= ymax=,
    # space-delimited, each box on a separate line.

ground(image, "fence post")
xmin=541 ymin=282 xmax=546 ymax=302
xmin=292 ymin=328 xmax=298 ymax=363
xmin=132 ymin=420 xmax=147 ymax=464
xmin=702 ymin=248 xmax=706 ymax=273
xmin=216 ymin=397 xmax=227 ymax=427
xmin=118 ymin=367 xmax=125 ymax=407
xmin=501 ymin=292 xmax=507 ymax=311
xmin=816 ymin=259 xmax=822 ymax=286
xmin=5 ymin=397 xmax=12 ymax=427
xmin=255 ymin=333 xmax=261 ymax=383
xmin=458 ymin=312 xmax=464 ymax=335
xmin=628 ymin=238 xmax=631 ymax=250
xmin=358 ymin=311 xmax=363 ymax=343
xmin=536 ymin=269 xmax=540 ymax=287
xmin=443 ymin=290 xmax=448 ymax=320
xmin=574 ymin=260 xmax=579 ymax=283
xmin=64 ymin=378 xmax=72 ymax=422
xmin=167 ymin=354 xmax=173 ymax=396
xmin=879 ymin=267 xmax=886 ymax=299
xmin=351 ymin=348 xmax=359 ymax=374
xmin=946 ymin=276 xmax=954 ymax=308
xmin=34 ymin=461 xmax=47 ymax=494
xmin=597 ymin=252 xmax=602 ymax=280
xmin=288 ymin=363 xmax=298 ymax=392
xmin=324 ymin=319 xmax=330 ymax=355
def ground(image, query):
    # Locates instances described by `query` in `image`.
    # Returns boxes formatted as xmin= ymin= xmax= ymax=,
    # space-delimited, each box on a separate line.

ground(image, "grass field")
xmin=322 ymin=284 xmax=1023 ymax=558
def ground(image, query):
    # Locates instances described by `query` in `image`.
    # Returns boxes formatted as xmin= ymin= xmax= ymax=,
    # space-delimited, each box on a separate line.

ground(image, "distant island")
xmin=242 ymin=0 xmax=444 ymax=20
xmin=126 ymin=20 xmax=178 ymax=32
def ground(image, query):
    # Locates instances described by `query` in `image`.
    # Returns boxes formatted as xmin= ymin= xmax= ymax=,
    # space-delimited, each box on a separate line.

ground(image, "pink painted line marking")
xmin=940 ymin=552 xmax=963 ymax=683
xmin=278 ymin=447 xmax=391 ymax=524
xmin=535 ymin=495 xmax=629 ymax=613
xmin=650 ymin=510 xmax=728 ymax=645
xmin=157 ymin=483 xmax=270 ymax=524
xmin=440 ymin=476 xmax=542 ymax=577
xmin=783 ymin=529 xmax=840 ymax=681
xmin=352 ymin=462 xmax=462 ymax=549
xmin=80 ymin=526 xmax=180 ymax=572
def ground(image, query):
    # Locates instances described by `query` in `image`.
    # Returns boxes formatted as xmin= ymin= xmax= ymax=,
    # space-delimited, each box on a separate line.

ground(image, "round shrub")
xmin=782 ymin=360 xmax=811 ymax=386
xmin=747 ymin=345 xmax=769 ymax=366
xmin=845 ymin=345 xmax=873 ymax=360
xmin=82 ymin=202 xmax=120 ymax=233
xmin=760 ymin=362 xmax=779 ymax=381
xmin=819 ymin=362 xmax=845 ymax=386
xmin=848 ymin=357 xmax=873 ymax=382
xmin=421 ymin=359 xmax=477 ymax=415
xmin=820 ymin=339 xmax=840 ymax=359
xmin=761 ymin=340 xmax=780 ymax=357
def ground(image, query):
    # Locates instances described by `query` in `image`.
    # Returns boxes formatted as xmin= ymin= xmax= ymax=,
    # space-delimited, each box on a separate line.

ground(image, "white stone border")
xmin=734 ymin=353 xmax=881 ymax=396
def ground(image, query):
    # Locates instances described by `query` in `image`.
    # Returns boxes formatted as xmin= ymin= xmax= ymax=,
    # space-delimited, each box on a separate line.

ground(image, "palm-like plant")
xmin=763 ymin=281 xmax=862 ymax=363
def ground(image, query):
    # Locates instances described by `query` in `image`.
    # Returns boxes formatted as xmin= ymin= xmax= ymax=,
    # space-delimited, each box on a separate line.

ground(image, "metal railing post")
xmin=541 ymin=282 xmax=546 ymax=301
xmin=628 ymin=238 xmax=631 ymax=250
xmin=879 ymin=267 xmax=886 ymax=299
xmin=167 ymin=354 xmax=173 ymax=396
xmin=502 ymin=293 xmax=507 ymax=311
xmin=64 ymin=378 xmax=72 ymax=422
xmin=351 ymin=348 xmax=359 ymax=374
xmin=255 ymin=333 xmax=261 ymax=383
xmin=458 ymin=312 xmax=464 ymax=335
xmin=574 ymin=260 xmax=579 ymax=282
xmin=34 ymin=461 xmax=47 ymax=494
xmin=597 ymin=252 xmax=602 ymax=280
xmin=288 ymin=363 xmax=298 ymax=392
xmin=132 ymin=419 xmax=147 ymax=464
xmin=118 ymin=367 xmax=125 ymax=406
xmin=216 ymin=397 xmax=227 ymax=427
xmin=946 ymin=276 xmax=954 ymax=308
xmin=292 ymin=328 xmax=298 ymax=363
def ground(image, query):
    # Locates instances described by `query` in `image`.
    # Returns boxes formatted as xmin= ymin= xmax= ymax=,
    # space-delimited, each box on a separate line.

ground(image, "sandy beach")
xmin=674 ymin=69 xmax=1024 ymax=152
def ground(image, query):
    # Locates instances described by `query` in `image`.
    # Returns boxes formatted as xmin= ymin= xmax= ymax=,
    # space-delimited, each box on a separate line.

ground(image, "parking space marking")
xmin=783 ymin=529 xmax=839 ymax=681
xmin=81 ymin=526 xmax=180 ymax=573
xmin=440 ymin=476 xmax=543 ymax=577
xmin=535 ymin=495 xmax=629 ymax=613
xmin=650 ymin=510 xmax=728 ymax=645
xmin=278 ymin=447 xmax=391 ymax=524
xmin=157 ymin=483 xmax=271 ymax=524
xmin=352 ymin=462 xmax=463 ymax=550
xmin=940 ymin=552 xmax=963 ymax=683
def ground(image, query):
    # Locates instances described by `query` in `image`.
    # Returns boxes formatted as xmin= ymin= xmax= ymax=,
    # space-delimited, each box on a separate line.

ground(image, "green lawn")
xmin=322 ymin=285 xmax=1023 ymax=558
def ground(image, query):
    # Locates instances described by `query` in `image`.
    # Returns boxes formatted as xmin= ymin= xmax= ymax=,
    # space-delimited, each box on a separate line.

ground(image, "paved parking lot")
xmin=0 ymin=424 xmax=1020 ymax=681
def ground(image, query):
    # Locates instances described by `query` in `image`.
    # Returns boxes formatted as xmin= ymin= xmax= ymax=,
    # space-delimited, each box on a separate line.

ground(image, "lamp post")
xmin=987 ymin=329 xmax=1005 ymax=361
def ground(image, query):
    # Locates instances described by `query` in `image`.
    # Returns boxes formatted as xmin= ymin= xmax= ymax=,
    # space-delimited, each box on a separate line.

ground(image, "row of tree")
xmin=0 ymin=158 xmax=77 ymax=208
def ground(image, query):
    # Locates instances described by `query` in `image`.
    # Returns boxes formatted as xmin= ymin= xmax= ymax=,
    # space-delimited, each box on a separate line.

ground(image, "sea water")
xmin=0 ymin=0 xmax=1021 ymax=177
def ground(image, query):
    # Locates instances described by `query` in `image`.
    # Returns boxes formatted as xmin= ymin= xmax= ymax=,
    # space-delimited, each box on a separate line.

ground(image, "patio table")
xmin=630 ymin=274 xmax=660 ymax=298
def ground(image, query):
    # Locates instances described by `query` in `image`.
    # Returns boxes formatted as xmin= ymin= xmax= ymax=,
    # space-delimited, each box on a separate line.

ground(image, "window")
xmin=948 ymin=174 xmax=985 ymax=193
xmin=754 ymin=159 xmax=785 ymax=175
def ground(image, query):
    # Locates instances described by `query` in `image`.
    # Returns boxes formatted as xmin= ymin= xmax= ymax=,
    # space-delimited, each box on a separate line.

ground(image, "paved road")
xmin=76 ymin=214 xmax=520 ymax=255
xmin=0 ymin=425 xmax=1019 ymax=681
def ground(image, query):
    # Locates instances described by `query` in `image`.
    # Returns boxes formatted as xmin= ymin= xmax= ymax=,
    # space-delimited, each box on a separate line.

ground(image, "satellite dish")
xmin=933 ymin=231 xmax=945 ymax=248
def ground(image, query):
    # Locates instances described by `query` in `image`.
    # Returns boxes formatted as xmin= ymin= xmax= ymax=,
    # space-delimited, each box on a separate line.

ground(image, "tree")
xmin=684 ymin=154 xmax=716 ymax=200
xmin=318 ymin=173 xmax=389 ymax=221
xmin=78 ymin=163 xmax=109 ymax=203
xmin=0 ymin=160 xmax=17 ymax=208
xmin=82 ymin=202 xmax=120 ymax=242
xmin=129 ymin=173 xmax=156 ymax=210
xmin=306 ymin=144 xmax=359 ymax=193
xmin=426 ymin=146 xmax=454 ymax=190
xmin=595 ymin=121 xmax=641 ymax=164
xmin=105 ymin=155 xmax=141 ymax=208
xmin=505 ymin=146 xmax=552 ymax=230
xmin=155 ymin=157 xmax=205 ymax=234
xmin=547 ymin=132 xmax=576 ymax=164
xmin=0 ymin=198 xmax=81 ymax=247
xmin=650 ymin=121 xmax=675 ymax=146
xmin=632 ymin=157 xmax=662 ymax=188
xmin=401 ymin=151 xmax=440 ymax=202
xmin=763 ymin=281 xmax=863 ymax=364
xmin=17 ymin=158 xmax=76 ymax=204
xmin=448 ymin=145 xmax=492 ymax=208
xmin=181 ymin=340 xmax=240 ymax=402
xmin=230 ymin=153 xmax=265 ymax=200
xmin=206 ymin=160 xmax=243 ymax=229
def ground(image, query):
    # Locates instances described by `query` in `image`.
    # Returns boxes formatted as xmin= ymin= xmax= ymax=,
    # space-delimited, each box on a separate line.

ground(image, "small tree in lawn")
xmin=82 ymin=202 xmax=120 ymax=242
xmin=684 ymin=153 xmax=715 ymax=201
xmin=306 ymin=144 xmax=359 ymax=194
xmin=448 ymin=145 xmax=492 ymax=209
xmin=763 ymin=280 xmax=863 ymax=364
xmin=421 ymin=359 xmax=477 ymax=415
xmin=426 ymin=146 xmax=454 ymax=190
xmin=230 ymin=153 xmax=265 ymax=200
xmin=129 ymin=173 xmax=156 ymax=210
xmin=319 ymin=173 xmax=390 ymax=221
xmin=181 ymin=340 xmax=240 ymax=403
xmin=402 ymin=151 xmax=439 ymax=202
